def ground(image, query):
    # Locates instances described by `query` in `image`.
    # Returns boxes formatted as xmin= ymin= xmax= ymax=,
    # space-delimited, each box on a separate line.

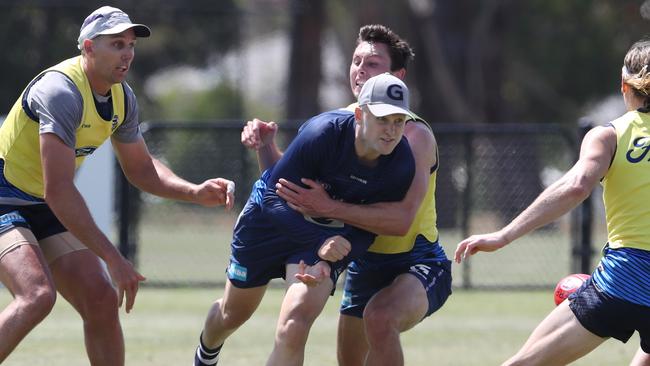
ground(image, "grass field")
xmin=0 ymin=287 xmax=638 ymax=365
xmin=135 ymin=207 xmax=596 ymax=289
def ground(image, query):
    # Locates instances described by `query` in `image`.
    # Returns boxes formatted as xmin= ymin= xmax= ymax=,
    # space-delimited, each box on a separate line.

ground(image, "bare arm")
xmin=276 ymin=122 xmax=435 ymax=236
xmin=40 ymin=133 xmax=145 ymax=313
xmin=241 ymin=118 xmax=282 ymax=172
xmin=112 ymin=137 xmax=234 ymax=209
xmin=454 ymin=125 xmax=616 ymax=262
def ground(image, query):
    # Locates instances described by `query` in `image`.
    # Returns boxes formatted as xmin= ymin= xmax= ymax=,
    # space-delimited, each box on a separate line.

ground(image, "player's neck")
xmin=354 ymin=139 xmax=380 ymax=167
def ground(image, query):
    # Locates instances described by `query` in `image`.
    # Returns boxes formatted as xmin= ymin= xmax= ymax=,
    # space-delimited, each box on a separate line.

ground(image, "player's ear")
xmin=354 ymin=106 xmax=362 ymax=123
xmin=82 ymin=39 xmax=93 ymax=55
xmin=391 ymin=68 xmax=406 ymax=80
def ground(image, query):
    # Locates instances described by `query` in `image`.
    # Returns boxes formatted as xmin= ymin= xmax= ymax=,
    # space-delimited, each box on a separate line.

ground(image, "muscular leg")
xmin=201 ymin=279 xmax=267 ymax=348
xmin=50 ymin=248 xmax=123 ymax=366
xmin=631 ymin=347 xmax=650 ymax=366
xmin=266 ymin=263 xmax=333 ymax=366
xmin=0 ymin=241 xmax=57 ymax=363
xmin=363 ymin=274 xmax=428 ymax=366
xmin=337 ymin=314 xmax=367 ymax=366
xmin=504 ymin=300 xmax=607 ymax=366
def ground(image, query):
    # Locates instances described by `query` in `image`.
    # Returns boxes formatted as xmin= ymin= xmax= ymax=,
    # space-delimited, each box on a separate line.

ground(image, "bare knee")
xmin=276 ymin=317 xmax=312 ymax=348
xmin=215 ymin=300 xmax=253 ymax=331
xmin=363 ymin=307 xmax=397 ymax=342
xmin=77 ymin=281 xmax=119 ymax=324
xmin=15 ymin=285 xmax=57 ymax=325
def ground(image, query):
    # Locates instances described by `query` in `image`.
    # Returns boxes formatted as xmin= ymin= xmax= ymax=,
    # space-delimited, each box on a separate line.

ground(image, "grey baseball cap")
xmin=358 ymin=73 xmax=412 ymax=118
xmin=77 ymin=6 xmax=151 ymax=49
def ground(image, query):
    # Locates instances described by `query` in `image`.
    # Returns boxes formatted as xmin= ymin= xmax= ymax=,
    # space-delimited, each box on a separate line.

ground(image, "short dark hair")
xmin=357 ymin=25 xmax=415 ymax=71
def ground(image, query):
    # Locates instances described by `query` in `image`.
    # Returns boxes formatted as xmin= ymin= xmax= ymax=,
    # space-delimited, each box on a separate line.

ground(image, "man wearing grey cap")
xmin=241 ymin=25 xmax=451 ymax=366
xmin=194 ymin=73 xmax=415 ymax=366
xmin=0 ymin=6 xmax=234 ymax=365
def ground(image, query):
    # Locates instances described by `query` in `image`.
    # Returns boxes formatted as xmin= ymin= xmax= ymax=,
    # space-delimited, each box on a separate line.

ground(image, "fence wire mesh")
xmin=122 ymin=121 xmax=583 ymax=289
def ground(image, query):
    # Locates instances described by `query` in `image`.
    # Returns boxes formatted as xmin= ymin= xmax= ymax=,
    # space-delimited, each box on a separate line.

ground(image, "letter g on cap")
xmin=387 ymin=84 xmax=404 ymax=101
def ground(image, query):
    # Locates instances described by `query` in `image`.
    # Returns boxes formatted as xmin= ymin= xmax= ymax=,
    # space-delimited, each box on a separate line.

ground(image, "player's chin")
xmin=378 ymin=142 xmax=398 ymax=155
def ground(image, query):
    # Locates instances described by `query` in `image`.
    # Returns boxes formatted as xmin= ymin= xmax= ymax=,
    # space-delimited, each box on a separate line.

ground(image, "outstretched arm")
xmin=276 ymin=123 xmax=435 ymax=236
xmin=112 ymin=137 xmax=235 ymax=209
xmin=454 ymin=125 xmax=616 ymax=263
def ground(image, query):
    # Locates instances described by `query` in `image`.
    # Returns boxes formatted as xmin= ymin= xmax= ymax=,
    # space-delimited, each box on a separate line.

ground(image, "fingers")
xmin=225 ymin=181 xmax=235 ymax=210
xmin=294 ymin=261 xmax=329 ymax=287
xmin=266 ymin=121 xmax=279 ymax=132
xmin=300 ymin=178 xmax=322 ymax=190
xmin=276 ymin=180 xmax=301 ymax=204
xmin=319 ymin=243 xmax=348 ymax=261
xmin=294 ymin=273 xmax=318 ymax=287
xmin=454 ymin=242 xmax=465 ymax=263
xmin=115 ymin=268 xmax=146 ymax=314
xmin=329 ymin=244 xmax=347 ymax=261
xmin=197 ymin=178 xmax=235 ymax=208
xmin=125 ymin=283 xmax=137 ymax=313
xmin=118 ymin=285 xmax=125 ymax=309
xmin=454 ymin=241 xmax=474 ymax=263
xmin=241 ymin=120 xmax=262 ymax=149
xmin=241 ymin=119 xmax=277 ymax=149
xmin=340 ymin=240 xmax=351 ymax=256
xmin=277 ymin=178 xmax=303 ymax=194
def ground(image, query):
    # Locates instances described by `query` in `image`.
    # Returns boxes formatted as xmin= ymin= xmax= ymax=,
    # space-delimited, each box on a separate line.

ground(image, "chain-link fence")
xmin=118 ymin=121 xmax=591 ymax=289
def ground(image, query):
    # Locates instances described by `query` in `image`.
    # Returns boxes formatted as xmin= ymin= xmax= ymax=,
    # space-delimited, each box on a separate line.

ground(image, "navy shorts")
xmin=569 ymin=277 xmax=650 ymax=352
xmin=340 ymin=241 xmax=452 ymax=319
xmin=226 ymin=200 xmax=344 ymax=288
xmin=0 ymin=204 xmax=66 ymax=240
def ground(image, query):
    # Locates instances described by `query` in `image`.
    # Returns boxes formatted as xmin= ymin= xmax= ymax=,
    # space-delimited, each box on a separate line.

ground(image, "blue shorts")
xmin=569 ymin=277 xmax=650 ymax=352
xmin=0 ymin=204 xmax=66 ymax=240
xmin=340 ymin=237 xmax=452 ymax=319
xmin=226 ymin=200 xmax=343 ymax=288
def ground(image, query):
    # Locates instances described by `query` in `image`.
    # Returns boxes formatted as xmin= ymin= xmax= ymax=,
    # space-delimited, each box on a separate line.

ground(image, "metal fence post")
xmin=572 ymin=118 xmax=594 ymax=274
xmin=117 ymin=161 xmax=139 ymax=263
xmin=461 ymin=131 xmax=473 ymax=289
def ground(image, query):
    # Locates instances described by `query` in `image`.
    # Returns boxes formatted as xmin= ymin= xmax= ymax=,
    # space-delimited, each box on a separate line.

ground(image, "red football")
xmin=553 ymin=273 xmax=591 ymax=305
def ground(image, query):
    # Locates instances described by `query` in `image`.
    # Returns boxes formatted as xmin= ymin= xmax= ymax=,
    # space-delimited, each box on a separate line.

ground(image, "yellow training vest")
xmin=368 ymin=121 xmax=438 ymax=254
xmin=0 ymin=56 xmax=126 ymax=198
xmin=603 ymin=110 xmax=650 ymax=251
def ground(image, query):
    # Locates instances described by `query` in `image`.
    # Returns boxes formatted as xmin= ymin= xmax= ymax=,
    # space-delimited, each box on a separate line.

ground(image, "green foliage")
xmin=0 ymin=0 xmax=241 ymax=115
xmin=152 ymin=82 xmax=243 ymax=120
xmin=504 ymin=0 xmax=647 ymax=122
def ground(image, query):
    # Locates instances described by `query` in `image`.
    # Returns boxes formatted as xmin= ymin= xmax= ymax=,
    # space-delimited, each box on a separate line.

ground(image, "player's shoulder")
xmin=300 ymin=108 xmax=355 ymax=132
xmin=29 ymin=71 xmax=82 ymax=109
xmin=319 ymin=108 xmax=355 ymax=120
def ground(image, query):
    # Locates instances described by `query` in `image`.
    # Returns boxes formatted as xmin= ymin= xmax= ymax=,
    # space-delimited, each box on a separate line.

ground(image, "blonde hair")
xmin=623 ymin=40 xmax=650 ymax=101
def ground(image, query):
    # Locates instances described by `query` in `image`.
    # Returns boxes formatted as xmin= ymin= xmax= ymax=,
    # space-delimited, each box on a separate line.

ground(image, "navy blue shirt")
xmin=233 ymin=109 xmax=415 ymax=270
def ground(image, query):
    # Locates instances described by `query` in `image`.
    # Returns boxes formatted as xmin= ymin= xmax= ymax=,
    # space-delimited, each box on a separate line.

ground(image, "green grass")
xmin=135 ymin=207 xmax=584 ymax=288
xmin=0 ymin=288 xmax=639 ymax=365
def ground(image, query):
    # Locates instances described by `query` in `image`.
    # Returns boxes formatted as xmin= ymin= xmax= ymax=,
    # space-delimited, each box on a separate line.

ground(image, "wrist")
xmin=188 ymin=184 xmax=200 ymax=202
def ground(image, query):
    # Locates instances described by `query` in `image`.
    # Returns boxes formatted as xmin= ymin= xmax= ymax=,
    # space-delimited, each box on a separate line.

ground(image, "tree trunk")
xmin=286 ymin=0 xmax=325 ymax=121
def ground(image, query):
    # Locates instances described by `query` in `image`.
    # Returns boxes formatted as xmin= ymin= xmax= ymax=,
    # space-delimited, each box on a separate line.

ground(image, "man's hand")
xmin=276 ymin=178 xmax=336 ymax=217
xmin=294 ymin=260 xmax=331 ymax=287
xmin=104 ymin=254 xmax=146 ymax=313
xmin=454 ymin=231 xmax=509 ymax=263
xmin=318 ymin=235 xmax=351 ymax=262
xmin=192 ymin=178 xmax=235 ymax=210
xmin=241 ymin=118 xmax=278 ymax=150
